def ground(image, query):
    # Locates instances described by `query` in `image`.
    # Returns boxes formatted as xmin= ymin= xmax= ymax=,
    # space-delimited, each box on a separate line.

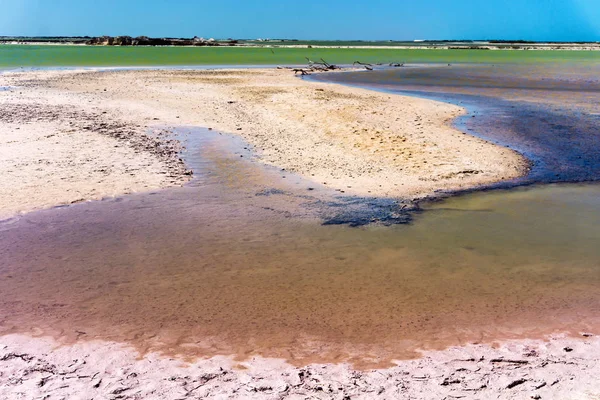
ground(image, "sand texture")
xmin=0 ymin=68 xmax=527 ymax=219
xmin=1 ymin=333 xmax=599 ymax=399
xmin=0 ymin=92 xmax=191 ymax=220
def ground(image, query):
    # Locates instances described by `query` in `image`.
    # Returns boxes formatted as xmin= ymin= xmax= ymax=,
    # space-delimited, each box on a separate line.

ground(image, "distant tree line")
xmin=85 ymin=36 xmax=238 ymax=46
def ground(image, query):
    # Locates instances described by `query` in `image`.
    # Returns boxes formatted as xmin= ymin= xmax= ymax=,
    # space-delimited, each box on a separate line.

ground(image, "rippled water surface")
xmin=1 ymin=64 xmax=600 ymax=366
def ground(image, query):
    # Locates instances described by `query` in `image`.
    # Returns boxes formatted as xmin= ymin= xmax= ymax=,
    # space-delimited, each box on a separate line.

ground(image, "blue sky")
xmin=1 ymin=0 xmax=599 ymax=41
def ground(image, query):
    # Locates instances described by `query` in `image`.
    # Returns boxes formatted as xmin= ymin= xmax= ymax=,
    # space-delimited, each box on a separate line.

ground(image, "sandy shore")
xmin=0 ymin=68 xmax=526 ymax=219
xmin=1 ymin=333 xmax=599 ymax=399
xmin=0 ymin=68 xmax=545 ymax=398
xmin=0 ymin=83 xmax=191 ymax=220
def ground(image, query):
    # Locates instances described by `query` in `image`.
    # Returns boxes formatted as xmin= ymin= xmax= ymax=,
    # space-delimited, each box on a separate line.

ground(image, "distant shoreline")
xmin=3 ymin=43 xmax=600 ymax=51
xmin=1 ymin=36 xmax=600 ymax=51
xmin=3 ymin=44 xmax=600 ymax=50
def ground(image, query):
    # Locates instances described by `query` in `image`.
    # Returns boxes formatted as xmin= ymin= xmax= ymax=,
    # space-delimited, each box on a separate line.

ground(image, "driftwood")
xmin=320 ymin=58 xmax=338 ymax=69
xmin=293 ymin=68 xmax=311 ymax=75
xmin=289 ymin=57 xmax=409 ymax=76
xmin=308 ymin=65 xmax=328 ymax=72
xmin=289 ymin=58 xmax=339 ymax=74
xmin=279 ymin=66 xmax=311 ymax=75
xmin=353 ymin=61 xmax=374 ymax=71
xmin=305 ymin=57 xmax=340 ymax=71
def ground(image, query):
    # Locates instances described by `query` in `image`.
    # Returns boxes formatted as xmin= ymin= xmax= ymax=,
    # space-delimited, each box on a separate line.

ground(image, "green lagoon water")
xmin=1 ymin=45 xmax=599 ymax=68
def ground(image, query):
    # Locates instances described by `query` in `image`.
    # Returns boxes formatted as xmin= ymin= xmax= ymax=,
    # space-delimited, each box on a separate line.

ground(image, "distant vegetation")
xmin=0 ymin=36 xmax=92 ymax=44
xmin=1 ymin=36 xmax=599 ymax=49
xmin=85 ymin=36 xmax=238 ymax=46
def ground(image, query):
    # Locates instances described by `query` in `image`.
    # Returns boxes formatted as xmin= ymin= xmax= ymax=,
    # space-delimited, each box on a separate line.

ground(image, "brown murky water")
xmin=1 ymin=126 xmax=600 ymax=367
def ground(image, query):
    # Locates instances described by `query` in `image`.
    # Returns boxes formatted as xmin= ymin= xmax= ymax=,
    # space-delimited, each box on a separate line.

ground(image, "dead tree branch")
xmin=353 ymin=61 xmax=374 ymax=71
xmin=305 ymin=57 xmax=340 ymax=71
xmin=293 ymin=68 xmax=311 ymax=75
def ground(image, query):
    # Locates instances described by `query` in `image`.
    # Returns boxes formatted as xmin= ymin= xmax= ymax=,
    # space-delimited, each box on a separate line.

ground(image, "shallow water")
xmin=1 ymin=121 xmax=600 ymax=367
